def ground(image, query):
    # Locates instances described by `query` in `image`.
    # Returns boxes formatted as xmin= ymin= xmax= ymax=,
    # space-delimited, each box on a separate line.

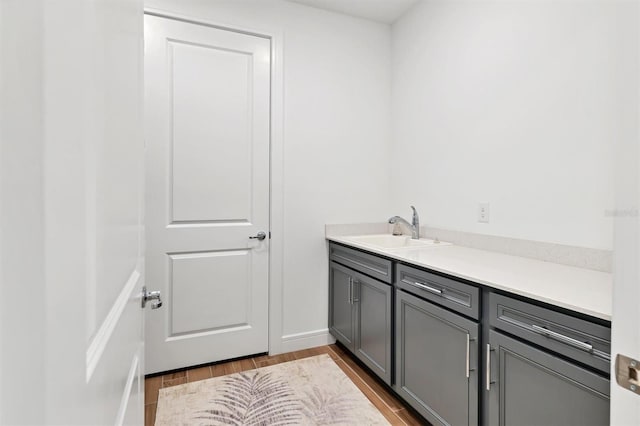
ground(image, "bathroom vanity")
xmin=327 ymin=235 xmax=612 ymax=426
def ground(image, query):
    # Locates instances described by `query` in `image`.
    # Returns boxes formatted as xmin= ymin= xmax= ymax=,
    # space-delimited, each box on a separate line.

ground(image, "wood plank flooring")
xmin=145 ymin=344 xmax=427 ymax=426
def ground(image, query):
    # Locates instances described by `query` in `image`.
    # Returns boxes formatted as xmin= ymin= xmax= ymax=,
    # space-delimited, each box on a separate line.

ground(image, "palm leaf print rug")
xmin=155 ymin=354 xmax=390 ymax=425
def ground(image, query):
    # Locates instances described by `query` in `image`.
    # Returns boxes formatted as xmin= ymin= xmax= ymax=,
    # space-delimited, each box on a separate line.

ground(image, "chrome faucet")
xmin=388 ymin=206 xmax=420 ymax=239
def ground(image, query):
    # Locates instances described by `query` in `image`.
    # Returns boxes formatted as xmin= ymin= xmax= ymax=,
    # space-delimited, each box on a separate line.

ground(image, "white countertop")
xmin=327 ymin=234 xmax=612 ymax=321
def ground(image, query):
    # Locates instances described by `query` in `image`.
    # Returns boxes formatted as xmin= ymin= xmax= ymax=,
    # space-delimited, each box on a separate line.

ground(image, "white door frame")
xmin=144 ymin=7 xmax=286 ymax=356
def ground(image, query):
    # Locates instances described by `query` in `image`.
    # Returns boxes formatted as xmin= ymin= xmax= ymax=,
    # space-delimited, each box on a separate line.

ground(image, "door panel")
xmin=487 ymin=330 xmax=609 ymax=426
xmin=81 ymin=1 xmax=146 ymax=423
xmin=170 ymin=250 xmax=250 ymax=334
xmin=145 ymin=14 xmax=271 ymax=374
xmin=329 ymin=262 xmax=356 ymax=350
xmin=170 ymin=39 xmax=253 ymax=223
xmin=355 ymin=275 xmax=392 ymax=385
xmin=396 ymin=289 xmax=479 ymax=426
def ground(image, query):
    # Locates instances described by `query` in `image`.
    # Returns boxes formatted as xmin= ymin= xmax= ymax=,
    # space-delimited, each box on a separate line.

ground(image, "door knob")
xmin=142 ymin=286 xmax=163 ymax=309
xmin=249 ymin=231 xmax=267 ymax=241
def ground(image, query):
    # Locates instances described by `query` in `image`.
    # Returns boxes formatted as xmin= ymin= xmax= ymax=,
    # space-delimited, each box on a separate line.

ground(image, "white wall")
xmin=144 ymin=0 xmax=391 ymax=342
xmin=391 ymin=0 xmax=628 ymax=250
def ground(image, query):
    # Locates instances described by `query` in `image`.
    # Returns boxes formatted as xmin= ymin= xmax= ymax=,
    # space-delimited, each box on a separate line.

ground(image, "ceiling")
xmin=285 ymin=0 xmax=420 ymax=24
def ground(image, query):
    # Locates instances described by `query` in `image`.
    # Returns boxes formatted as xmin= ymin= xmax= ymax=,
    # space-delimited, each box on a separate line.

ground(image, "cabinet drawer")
xmin=489 ymin=293 xmax=611 ymax=373
xmin=396 ymin=264 xmax=480 ymax=320
xmin=329 ymin=243 xmax=393 ymax=284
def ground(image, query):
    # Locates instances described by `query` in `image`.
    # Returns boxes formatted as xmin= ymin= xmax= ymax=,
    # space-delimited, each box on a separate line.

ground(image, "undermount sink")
xmin=346 ymin=234 xmax=448 ymax=250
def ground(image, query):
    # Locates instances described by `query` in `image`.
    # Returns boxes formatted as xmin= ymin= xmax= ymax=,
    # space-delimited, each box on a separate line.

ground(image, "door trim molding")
xmin=143 ymin=7 xmax=285 ymax=356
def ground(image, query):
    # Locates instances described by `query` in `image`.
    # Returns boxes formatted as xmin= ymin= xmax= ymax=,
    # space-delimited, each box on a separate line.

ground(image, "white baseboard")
xmin=278 ymin=328 xmax=336 ymax=354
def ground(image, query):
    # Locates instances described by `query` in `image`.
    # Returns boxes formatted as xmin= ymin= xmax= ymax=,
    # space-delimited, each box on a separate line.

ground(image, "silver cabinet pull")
xmin=348 ymin=277 xmax=353 ymax=304
xmin=407 ymin=280 xmax=443 ymax=295
xmin=352 ymin=280 xmax=359 ymax=303
xmin=249 ymin=231 xmax=267 ymax=241
xmin=466 ymin=334 xmax=470 ymax=378
xmin=531 ymin=324 xmax=594 ymax=353
xmin=486 ymin=344 xmax=491 ymax=391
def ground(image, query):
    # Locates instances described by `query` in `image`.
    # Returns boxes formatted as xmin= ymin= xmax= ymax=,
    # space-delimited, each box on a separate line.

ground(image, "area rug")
xmin=155 ymin=354 xmax=390 ymax=425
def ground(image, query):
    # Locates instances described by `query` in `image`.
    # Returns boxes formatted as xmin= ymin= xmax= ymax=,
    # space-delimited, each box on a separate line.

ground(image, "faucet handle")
xmin=410 ymin=206 xmax=420 ymax=239
xmin=410 ymin=205 xmax=419 ymax=222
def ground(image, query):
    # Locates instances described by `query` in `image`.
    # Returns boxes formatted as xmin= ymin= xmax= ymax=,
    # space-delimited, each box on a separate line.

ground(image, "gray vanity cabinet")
xmin=329 ymin=244 xmax=393 ymax=385
xmin=328 ymin=240 xmax=611 ymax=426
xmin=395 ymin=289 xmax=479 ymax=426
xmin=486 ymin=329 xmax=610 ymax=426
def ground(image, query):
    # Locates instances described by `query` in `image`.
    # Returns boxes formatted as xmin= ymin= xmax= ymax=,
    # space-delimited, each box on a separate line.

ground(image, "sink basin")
xmin=346 ymin=234 xmax=448 ymax=250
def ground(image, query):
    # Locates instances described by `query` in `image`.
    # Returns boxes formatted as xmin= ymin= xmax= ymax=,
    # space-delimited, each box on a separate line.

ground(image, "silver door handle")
xmin=486 ymin=344 xmax=494 ymax=391
xmin=142 ymin=286 xmax=162 ymax=309
xmin=249 ymin=231 xmax=267 ymax=241
xmin=531 ymin=324 xmax=594 ymax=352
xmin=466 ymin=334 xmax=470 ymax=378
xmin=348 ymin=277 xmax=353 ymax=304
xmin=466 ymin=335 xmax=476 ymax=378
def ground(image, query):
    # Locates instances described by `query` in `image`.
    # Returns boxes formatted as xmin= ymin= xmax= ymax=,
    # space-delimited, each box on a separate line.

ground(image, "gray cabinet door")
xmin=329 ymin=261 xmax=355 ymax=351
xmin=395 ymin=289 xmax=479 ymax=426
xmin=486 ymin=330 xmax=610 ymax=426
xmin=354 ymin=274 xmax=392 ymax=385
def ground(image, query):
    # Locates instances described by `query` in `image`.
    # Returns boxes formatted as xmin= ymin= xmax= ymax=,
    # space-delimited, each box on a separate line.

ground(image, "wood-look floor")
xmin=145 ymin=344 xmax=428 ymax=426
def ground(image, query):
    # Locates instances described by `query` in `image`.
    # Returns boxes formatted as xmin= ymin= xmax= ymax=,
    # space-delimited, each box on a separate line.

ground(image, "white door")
xmin=610 ymin=3 xmax=640 ymax=421
xmin=0 ymin=0 xmax=145 ymax=424
xmin=50 ymin=1 xmax=147 ymax=424
xmin=610 ymin=102 xmax=640 ymax=420
xmin=144 ymin=14 xmax=271 ymax=374
xmin=611 ymin=141 xmax=640 ymax=424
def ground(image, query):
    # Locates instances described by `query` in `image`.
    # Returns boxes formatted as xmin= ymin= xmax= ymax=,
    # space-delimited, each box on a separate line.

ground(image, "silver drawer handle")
xmin=531 ymin=324 xmax=594 ymax=353
xmin=408 ymin=280 xmax=443 ymax=295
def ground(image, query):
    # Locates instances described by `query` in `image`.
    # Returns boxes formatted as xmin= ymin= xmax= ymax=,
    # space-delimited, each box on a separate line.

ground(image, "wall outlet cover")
xmin=478 ymin=203 xmax=490 ymax=223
